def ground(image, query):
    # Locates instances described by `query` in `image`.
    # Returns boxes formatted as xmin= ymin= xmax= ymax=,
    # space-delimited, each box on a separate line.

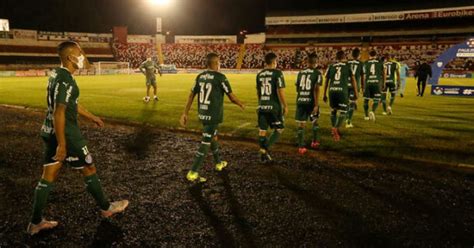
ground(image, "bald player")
xmin=27 ymin=41 xmax=129 ymax=235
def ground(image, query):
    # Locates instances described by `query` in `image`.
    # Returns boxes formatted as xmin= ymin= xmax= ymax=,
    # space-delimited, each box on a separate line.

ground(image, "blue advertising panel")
xmin=430 ymin=38 xmax=474 ymax=85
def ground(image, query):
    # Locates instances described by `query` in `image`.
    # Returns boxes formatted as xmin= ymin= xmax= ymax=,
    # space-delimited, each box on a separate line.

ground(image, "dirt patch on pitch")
xmin=0 ymin=106 xmax=473 ymax=247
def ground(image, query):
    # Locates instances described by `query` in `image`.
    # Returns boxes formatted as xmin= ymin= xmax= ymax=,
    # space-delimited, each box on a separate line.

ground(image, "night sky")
xmin=0 ymin=0 xmax=472 ymax=35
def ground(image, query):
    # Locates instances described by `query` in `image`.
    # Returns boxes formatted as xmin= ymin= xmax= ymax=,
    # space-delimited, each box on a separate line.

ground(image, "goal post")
xmin=95 ymin=61 xmax=130 ymax=75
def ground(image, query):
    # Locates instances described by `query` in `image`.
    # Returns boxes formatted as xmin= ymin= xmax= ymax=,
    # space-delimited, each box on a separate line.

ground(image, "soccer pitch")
xmin=1 ymin=74 xmax=473 ymax=164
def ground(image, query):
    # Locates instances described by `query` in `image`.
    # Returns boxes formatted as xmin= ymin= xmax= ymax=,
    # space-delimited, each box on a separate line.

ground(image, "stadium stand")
xmin=161 ymin=43 xmax=240 ymax=69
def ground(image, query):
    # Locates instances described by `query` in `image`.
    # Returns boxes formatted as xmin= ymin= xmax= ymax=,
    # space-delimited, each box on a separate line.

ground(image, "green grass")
xmin=1 ymin=74 xmax=473 ymax=164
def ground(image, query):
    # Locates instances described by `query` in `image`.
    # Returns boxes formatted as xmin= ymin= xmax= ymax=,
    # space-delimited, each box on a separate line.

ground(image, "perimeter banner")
xmin=431 ymin=85 xmax=474 ymax=97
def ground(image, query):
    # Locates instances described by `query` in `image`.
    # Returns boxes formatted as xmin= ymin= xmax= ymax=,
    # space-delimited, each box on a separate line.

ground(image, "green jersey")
xmin=347 ymin=59 xmax=362 ymax=90
xmin=139 ymin=60 xmax=160 ymax=79
xmin=40 ymin=67 xmax=83 ymax=141
xmin=295 ymin=68 xmax=322 ymax=106
xmin=325 ymin=62 xmax=351 ymax=96
xmin=192 ymin=70 xmax=233 ymax=125
xmin=363 ymin=59 xmax=384 ymax=85
xmin=256 ymin=69 xmax=286 ymax=113
xmin=384 ymin=61 xmax=399 ymax=84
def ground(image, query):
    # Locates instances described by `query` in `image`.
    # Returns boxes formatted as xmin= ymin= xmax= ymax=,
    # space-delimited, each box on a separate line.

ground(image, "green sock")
xmin=210 ymin=140 xmax=221 ymax=164
xmin=336 ymin=111 xmax=347 ymax=128
xmin=85 ymin=174 xmax=110 ymax=211
xmin=31 ymin=179 xmax=54 ymax=224
xmin=297 ymin=127 xmax=305 ymax=148
xmin=381 ymin=93 xmax=387 ymax=112
xmin=372 ymin=99 xmax=379 ymax=112
xmin=312 ymin=125 xmax=320 ymax=142
xmin=267 ymin=131 xmax=281 ymax=148
xmin=258 ymin=136 xmax=268 ymax=150
xmin=363 ymin=99 xmax=369 ymax=117
xmin=191 ymin=143 xmax=210 ymax=172
xmin=390 ymin=94 xmax=395 ymax=106
xmin=330 ymin=110 xmax=337 ymax=127
xmin=347 ymin=103 xmax=354 ymax=123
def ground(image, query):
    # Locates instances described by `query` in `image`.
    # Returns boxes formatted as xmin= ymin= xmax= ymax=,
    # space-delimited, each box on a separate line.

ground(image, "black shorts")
xmin=258 ymin=111 xmax=285 ymax=130
xmin=295 ymin=104 xmax=319 ymax=122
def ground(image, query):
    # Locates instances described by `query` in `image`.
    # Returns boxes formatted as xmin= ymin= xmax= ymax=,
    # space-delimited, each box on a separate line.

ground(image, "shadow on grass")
xmin=90 ymin=219 xmax=124 ymax=248
xmin=267 ymin=165 xmax=393 ymax=247
xmin=218 ymin=171 xmax=257 ymax=248
xmin=123 ymin=104 xmax=158 ymax=158
xmin=188 ymin=184 xmax=236 ymax=247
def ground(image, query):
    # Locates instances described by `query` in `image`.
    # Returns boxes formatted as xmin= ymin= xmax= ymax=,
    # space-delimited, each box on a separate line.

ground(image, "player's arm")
xmin=350 ymin=75 xmax=358 ymax=100
xmin=227 ymin=93 xmax=245 ymax=110
xmin=381 ymin=64 xmax=387 ymax=91
xmin=313 ymin=74 xmax=321 ymax=113
xmin=323 ymin=69 xmax=330 ymax=103
xmin=78 ymin=104 xmax=104 ymax=127
xmin=396 ymin=65 xmax=401 ymax=88
xmin=155 ymin=63 xmax=162 ymax=77
xmin=139 ymin=63 xmax=146 ymax=75
xmin=360 ymin=69 xmax=365 ymax=93
xmin=276 ymin=73 xmax=288 ymax=116
xmin=180 ymin=91 xmax=196 ymax=127
xmin=53 ymin=104 xmax=67 ymax=162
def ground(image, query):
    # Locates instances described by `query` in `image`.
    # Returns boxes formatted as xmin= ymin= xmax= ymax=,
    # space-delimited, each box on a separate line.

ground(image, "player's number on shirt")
xmin=370 ymin=63 xmax=376 ymax=75
xmin=386 ymin=64 xmax=391 ymax=76
xmin=299 ymin=75 xmax=312 ymax=90
xmin=260 ymin=77 xmax=272 ymax=96
xmin=334 ymin=67 xmax=342 ymax=81
xmin=199 ymin=82 xmax=212 ymax=104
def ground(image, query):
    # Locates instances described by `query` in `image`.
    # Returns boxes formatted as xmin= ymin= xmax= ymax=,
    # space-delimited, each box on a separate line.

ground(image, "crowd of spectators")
xmin=111 ymin=42 xmax=156 ymax=68
xmin=161 ymin=44 xmax=240 ymax=69
xmin=110 ymin=41 xmax=472 ymax=72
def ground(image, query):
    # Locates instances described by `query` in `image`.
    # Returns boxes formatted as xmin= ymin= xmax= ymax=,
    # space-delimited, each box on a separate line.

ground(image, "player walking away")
xmin=295 ymin=53 xmax=322 ymax=154
xmin=139 ymin=57 xmax=162 ymax=103
xmin=180 ymin=53 xmax=245 ymax=183
xmin=256 ymin=53 xmax=288 ymax=162
xmin=382 ymin=54 xmax=401 ymax=115
xmin=398 ymin=60 xmax=409 ymax=97
xmin=323 ymin=50 xmax=358 ymax=141
xmin=362 ymin=50 xmax=386 ymax=122
xmin=28 ymin=41 xmax=129 ymax=235
xmin=346 ymin=48 xmax=363 ymax=128
xmin=415 ymin=60 xmax=432 ymax=97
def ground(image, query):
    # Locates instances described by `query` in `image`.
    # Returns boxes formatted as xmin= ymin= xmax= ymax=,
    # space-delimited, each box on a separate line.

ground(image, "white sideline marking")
xmin=231 ymin=122 xmax=251 ymax=134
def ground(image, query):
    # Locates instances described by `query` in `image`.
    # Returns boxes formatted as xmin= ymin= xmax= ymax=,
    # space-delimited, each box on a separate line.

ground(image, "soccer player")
xmin=398 ymin=60 xmax=409 ymax=97
xmin=346 ymin=48 xmax=363 ymax=128
xmin=27 ymin=41 xmax=129 ymax=235
xmin=323 ymin=50 xmax=358 ymax=141
xmin=139 ymin=57 xmax=162 ymax=103
xmin=256 ymin=53 xmax=288 ymax=162
xmin=295 ymin=53 xmax=322 ymax=154
xmin=382 ymin=54 xmax=401 ymax=115
xmin=180 ymin=53 xmax=245 ymax=183
xmin=362 ymin=50 xmax=386 ymax=122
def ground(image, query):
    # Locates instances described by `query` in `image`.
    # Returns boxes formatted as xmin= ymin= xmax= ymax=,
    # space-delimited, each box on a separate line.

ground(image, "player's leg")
xmin=28 ymin=137 xmax=61 ymax=235
xmin=28 ymin=161 xmax=62 ymax=235
xmin=81 ymin=165 xmax=129 ymax=217
xmin=310 ymin=109 xmax=321 ymax=149
xmin=211 ymin=131 xmax=227 ymax=171
xmin=363 ymin=86 xmax=370 ymax=120
xmin=295 ymin=105 xmax=308 ymax=153
xmin=388 ymin=86 xmax=396 ymax=114
xmin=417 ymin=78 xmax=421 ymax=96
xmin=267 ymin=112 xmax=284 ymax=149
xmin=421 ymin=78 xmax=427 ymax=96
xmin=381 ymin=87 xmax=388 ymax=115
xmin=144 ymin=83 xmax=151 ymax=102
xmin=187 ymin=124 xmax=216 ymax=182
xmin=346 ymin=89 xmax=355 ymax=128
xmin=399 ymin=78 xmax=406 ymax=97
xmin=152 ymin=79 xmax=159 ymax=101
